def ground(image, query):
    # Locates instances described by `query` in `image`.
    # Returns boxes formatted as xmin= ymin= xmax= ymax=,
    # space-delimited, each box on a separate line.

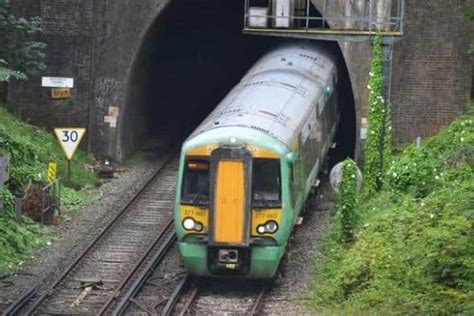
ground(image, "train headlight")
xmin=194 ymin=222 xmax=204 ymax=232
xmin=183 ymin=217 xmax=195 ymax=230
xmin=182 ymin=217 xmax=204 ymax=232
xmin=257 ymin=221 xmax=279 ymax=234
xmin=265 ymin=221 xmax=279 ymax=234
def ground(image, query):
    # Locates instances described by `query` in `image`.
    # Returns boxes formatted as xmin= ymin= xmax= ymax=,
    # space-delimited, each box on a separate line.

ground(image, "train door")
xmin=209 ymin=147 xmax=252 ymax=246
xmin=213 ymin=160 xmax=245 ymax=243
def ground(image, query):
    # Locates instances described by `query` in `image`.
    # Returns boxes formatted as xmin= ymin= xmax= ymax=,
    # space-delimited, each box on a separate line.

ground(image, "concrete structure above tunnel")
xmin=6 ymin=0 xmax=472 ymax=163
xmin=242 ymin=0 xmax=406 ymax=161
xmin=244 ymin=0 xmax=404 ymax=42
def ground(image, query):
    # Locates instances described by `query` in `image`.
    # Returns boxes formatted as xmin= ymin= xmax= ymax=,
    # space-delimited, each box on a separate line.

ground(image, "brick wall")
xmin=7 ymin=0 xmax=93 ymax=134
xmin=391 ymin=0 xmax=472 ymax=144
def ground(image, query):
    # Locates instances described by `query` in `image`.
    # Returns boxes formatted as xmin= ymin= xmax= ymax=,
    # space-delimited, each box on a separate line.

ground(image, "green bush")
xmin=334 ymin=159 xmax=359 ymax=243
xmin=310 ymin=106 xmax=474 ymax=314
xmin=0 ymin=187 xmax=51 ymax=274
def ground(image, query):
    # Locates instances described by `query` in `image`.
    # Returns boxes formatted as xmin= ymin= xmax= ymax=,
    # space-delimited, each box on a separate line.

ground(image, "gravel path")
xmin=0 ymin=148 xmax=170 ymax=312
xmin=262 ymin=178 xmax=334 ymax=315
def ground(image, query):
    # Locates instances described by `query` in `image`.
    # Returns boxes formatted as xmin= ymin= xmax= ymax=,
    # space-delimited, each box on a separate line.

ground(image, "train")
xmin=174 ymin=42 xmax=340 ymax=278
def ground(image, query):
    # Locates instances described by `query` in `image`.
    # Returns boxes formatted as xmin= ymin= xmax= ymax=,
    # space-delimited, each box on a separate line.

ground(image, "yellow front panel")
xmin=251 ymin=209 xmax=281 ymax=236
xmin=214 ymin=160 xmax=245 ymax=244
xmin=180 ymin=205 xmax=208 ymax=234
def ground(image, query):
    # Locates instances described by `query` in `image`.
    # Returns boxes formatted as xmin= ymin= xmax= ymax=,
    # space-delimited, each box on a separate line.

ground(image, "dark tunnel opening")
xmin=124 ymin=0 xmax=355 ymax=165
xmin=328 ymin=41 xmax=357 ymax=168
xmin=124 ymin=0 xmax=276 ymax=154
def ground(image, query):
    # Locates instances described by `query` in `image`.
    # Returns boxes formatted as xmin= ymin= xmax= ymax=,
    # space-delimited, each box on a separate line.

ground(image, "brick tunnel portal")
xmin=122 ymin=0 xmax=356 ymax=163
xmin=7 ymin=0 xmax=471 ymax=164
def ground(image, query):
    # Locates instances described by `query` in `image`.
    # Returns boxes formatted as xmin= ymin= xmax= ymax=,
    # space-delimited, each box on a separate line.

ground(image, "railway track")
xmin=5 ymin=156 xmax=179 ymax=315
xmin=113 ymin=244 xmax=186 ymax=315
xmin=162 ymin=277 xmax=267 ymax=315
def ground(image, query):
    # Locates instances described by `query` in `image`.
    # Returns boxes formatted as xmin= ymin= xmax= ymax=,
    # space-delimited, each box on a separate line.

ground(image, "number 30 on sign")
xmin=54 ymin=128 xmax=86 ymax=160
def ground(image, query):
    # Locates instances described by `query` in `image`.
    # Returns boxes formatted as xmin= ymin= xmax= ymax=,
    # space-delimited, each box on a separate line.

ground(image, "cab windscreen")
xmin=181 ymin=160 xmax=209 ymax=206
xmin=252 ymin=159 xmax=281 ymax=208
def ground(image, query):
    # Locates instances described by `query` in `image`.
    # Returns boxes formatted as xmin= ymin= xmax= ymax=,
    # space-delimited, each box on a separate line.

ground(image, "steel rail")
xmin=99 ymin=218 xmax=176 ymax=315
xmin=250 ymin=287 xmax=266 ymax=316
xmin=161 ymin=275 xmax=191 ymax=316
xmin=112 ymin=227 xmax=177 ymax=315
xmin=20 ymin=154 xmax=176 ymax=315
xmin=177 ymin=284 xmax=200 ymax=316
xmin=2 ymin=287 xmax=36 ymax=316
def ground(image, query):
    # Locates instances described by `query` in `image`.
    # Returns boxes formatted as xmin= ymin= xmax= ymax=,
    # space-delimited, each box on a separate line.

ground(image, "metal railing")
xmin=244 ymin=0 xmax=405 ymax=35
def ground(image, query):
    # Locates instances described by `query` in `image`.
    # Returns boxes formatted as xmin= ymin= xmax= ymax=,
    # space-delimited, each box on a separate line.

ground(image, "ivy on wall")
xmin=335 ymin=158 xmax=359 ymax=244
xmin=364 ymin=35 xmax=392 ymax=194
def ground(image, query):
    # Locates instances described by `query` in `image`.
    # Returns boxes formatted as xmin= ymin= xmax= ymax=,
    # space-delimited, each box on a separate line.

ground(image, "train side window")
xmin=252 ymin=159 xmax=281 ymax=208
xmin=181 ymin=160 xmax=209 ymax=207
xmin=250 ymin=0 xmax=270 ymax=6
xmin=289 ymin=162 xmax=298 ymax=206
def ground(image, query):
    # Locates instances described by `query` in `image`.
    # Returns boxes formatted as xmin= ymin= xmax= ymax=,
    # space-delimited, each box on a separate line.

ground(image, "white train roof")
xmin=187 ymin=43 xmax=336 ymax=146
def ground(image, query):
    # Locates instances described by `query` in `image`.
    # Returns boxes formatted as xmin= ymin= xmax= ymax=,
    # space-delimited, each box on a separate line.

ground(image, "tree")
xmin=0 ymin=0 xmax=46 ymax=82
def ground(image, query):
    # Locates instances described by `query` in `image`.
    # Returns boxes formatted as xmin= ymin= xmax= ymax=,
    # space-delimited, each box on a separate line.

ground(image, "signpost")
xmin=51 ymin=88 xmax=72 ymax=99
xmin=47 ymin=162 xmax=57 ymax=184
xmin=54 ymin=128 xmax=86 ymax=186
xmin=42 ymin=77 xmax=74 ymax=88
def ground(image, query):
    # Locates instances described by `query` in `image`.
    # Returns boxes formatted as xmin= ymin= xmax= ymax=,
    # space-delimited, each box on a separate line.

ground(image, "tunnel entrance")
xmin=122 ymin=0 xmax=355 ymax=164
xmin=122 ymin=0 xmax=275 ymax=156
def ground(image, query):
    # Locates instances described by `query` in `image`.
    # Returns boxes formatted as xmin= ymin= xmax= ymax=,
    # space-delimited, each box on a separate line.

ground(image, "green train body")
xmin=174 ymin=43 xmax=339 ymax=278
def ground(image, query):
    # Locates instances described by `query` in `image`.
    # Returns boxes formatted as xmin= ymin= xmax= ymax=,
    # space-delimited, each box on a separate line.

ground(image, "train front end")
xmin=174 ymin=130 xmax=291 ymax=279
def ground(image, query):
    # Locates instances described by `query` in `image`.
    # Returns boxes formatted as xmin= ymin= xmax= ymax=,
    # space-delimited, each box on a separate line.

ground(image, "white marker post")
xmin=54 ymin=128 xmax=86 ymax=186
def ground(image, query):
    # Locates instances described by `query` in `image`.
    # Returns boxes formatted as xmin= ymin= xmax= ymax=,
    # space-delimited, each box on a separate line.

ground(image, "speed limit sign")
xmin=54 ymin=128 xmax=86 ymax=160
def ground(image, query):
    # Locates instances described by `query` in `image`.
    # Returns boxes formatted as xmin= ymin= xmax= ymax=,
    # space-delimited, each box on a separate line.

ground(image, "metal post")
xmin=67 ymin=159 xmax=71 ymax=187
xmin=368 ymin=0 xmax=372 ymax=34
xmin=306 ymin=0 xmax=310 ymax=29
xmin=322 ymin=0 xmax=326 ymax=28
xmin=57 ymin=179 xmax=61 ymax=217
xmin=243 ymin=0 xmax=249 ymax=28
xmin=400 ymin=0 xmax=405 ymax=34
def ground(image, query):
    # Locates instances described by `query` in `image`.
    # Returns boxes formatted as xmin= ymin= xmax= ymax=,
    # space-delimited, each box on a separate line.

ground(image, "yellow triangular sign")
xmin=54 ymin=128 xmax=86 ymax=160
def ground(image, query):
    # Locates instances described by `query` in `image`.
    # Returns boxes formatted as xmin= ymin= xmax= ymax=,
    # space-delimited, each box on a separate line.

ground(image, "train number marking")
xmin=183 ymin=208 xmax=206 ymax=218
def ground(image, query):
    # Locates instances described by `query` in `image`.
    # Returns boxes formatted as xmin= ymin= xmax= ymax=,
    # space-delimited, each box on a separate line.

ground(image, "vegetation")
xmin=0 ymin=0 xmax=46 ymax=82
xmin=0 ymin=186 xmax=51 ymax=274
xmin=364 ymin=35 xmax=392 ymax=194
xmin=334 ymin=159 xmax=359 ymax=244
xmin=310 ymin=106 xmax=474 ymax=314
xmin=466 ymin=3 xmax=474 ymax=54
xmin=0 ymin=105 xmax=97 ymax=274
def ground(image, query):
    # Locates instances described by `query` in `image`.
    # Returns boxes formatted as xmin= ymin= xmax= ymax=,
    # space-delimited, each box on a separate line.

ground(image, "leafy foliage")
xmin=61 ymin=187 xmax=100 ymax=214
xmin=0 ymin=105 xmax=97 ymax=273
xmin=466 ymin=3 xmax=474 ymax=54
xmin=364 ymin=35 xmax=392 ymax=194
xmin=0 ymin=0 xmax=46 ymax=82
xmin=0 ymin=187 xmax=52 ymax=274
xmin=0 ymin=106 xmax=96 ymax=190
xmin=334 ymin=159 xmax=359 ymax=243
xmin=310 ymin=106 xmax=474 ymax=314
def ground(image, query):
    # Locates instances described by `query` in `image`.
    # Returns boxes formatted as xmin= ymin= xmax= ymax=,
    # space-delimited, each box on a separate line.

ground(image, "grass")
xmin=309 ymin=105 xmax=474 ymax=315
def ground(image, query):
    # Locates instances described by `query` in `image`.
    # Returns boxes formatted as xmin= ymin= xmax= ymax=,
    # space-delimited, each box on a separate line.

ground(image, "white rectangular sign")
xmin=42 ymin=77 xmax=74 ymax=88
